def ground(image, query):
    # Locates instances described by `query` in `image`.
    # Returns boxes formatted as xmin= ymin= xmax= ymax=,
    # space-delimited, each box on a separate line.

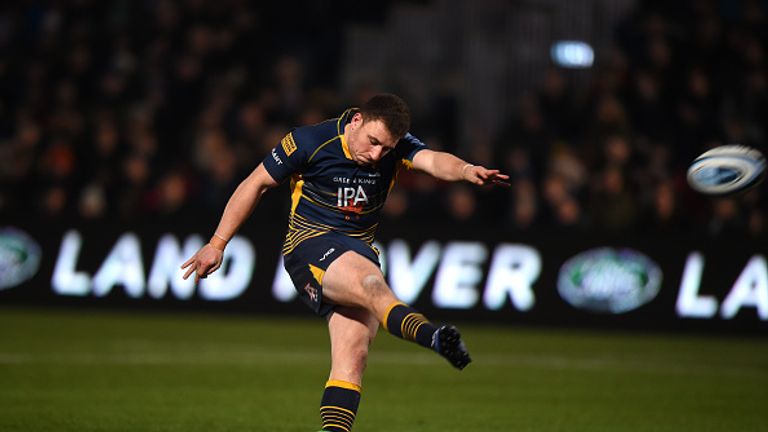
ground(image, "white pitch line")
xmin=0 ymin=350 xmax=764 ymax=378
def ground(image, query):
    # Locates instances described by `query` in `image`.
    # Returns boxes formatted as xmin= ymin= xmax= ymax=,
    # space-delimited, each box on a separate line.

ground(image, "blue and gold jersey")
xmin=262 ymin=109 xmax=427 ymax=255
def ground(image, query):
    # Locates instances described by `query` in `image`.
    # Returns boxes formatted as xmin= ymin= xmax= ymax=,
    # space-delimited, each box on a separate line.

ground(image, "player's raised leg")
xmin=320 ymin=306 xmax=378 ymax=432
xmin=322 ymin=251 xmax=471 ymax=370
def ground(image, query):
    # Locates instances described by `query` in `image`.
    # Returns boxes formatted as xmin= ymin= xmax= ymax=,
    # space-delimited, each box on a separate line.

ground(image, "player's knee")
xmin=361 ymin=274 xmax=389 ymax=299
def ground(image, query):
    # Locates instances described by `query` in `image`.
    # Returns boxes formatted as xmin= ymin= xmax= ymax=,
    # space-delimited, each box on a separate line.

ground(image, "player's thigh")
xmin=323 ymin=251 xmax=397 ymax=313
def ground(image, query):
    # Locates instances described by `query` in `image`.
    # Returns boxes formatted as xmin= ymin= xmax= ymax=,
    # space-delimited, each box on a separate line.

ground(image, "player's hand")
xmin=462 ymin=164 xmax=511 ymax=187
xmin=181 ymin=244 xmax=224 ymax=283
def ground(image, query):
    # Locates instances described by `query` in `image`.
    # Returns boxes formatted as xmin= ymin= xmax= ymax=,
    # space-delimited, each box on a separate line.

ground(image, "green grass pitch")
xmin=1 ymin=307 xmax=766 ymax=431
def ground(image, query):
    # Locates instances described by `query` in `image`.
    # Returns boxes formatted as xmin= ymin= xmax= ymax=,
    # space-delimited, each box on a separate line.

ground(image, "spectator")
xmin=0 ymin=0 xmax=766 ymax=239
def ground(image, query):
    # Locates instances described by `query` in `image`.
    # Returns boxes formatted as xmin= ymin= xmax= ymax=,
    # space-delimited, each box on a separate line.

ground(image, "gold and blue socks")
xmin=320 ymin=380 xmax=361 ymax=432
xmin=382 ymin=301 xmax=437 ymax=348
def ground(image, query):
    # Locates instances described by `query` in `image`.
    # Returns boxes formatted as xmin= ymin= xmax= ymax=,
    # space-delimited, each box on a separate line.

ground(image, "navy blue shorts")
xmin=283 ymin=233 xmax=380 ymax=317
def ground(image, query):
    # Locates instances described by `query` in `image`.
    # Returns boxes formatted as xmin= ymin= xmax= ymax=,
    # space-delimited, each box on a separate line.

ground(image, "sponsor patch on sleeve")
xmin=281 ymin=133 xmax=297 ymax=156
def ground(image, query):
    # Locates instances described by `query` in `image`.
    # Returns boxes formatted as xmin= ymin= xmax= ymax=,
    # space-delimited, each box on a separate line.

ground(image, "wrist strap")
xmin=209 ymin=233 xmax=228 ymax=251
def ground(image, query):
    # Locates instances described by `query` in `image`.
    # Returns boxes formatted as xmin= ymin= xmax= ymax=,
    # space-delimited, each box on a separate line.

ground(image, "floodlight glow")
xmin=551 ymin=40 xmax=594 ymax=68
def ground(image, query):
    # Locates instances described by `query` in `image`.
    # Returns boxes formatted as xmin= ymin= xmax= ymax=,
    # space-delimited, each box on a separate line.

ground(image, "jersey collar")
xmin=336 ymin=108 xmax=357 ymax=134
xmin=338 ymin=108 xmax=357 ymax=160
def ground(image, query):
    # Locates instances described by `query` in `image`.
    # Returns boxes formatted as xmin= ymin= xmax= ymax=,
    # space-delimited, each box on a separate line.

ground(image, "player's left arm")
xmin=411 ymin=149 xmax=510 ymax=186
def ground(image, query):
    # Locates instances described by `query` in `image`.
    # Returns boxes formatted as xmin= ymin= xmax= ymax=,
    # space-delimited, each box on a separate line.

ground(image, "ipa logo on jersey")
xmin=281 ymin=133 xmax=297 ymax=156
xmin=337 ymin=186 xmax=368 ymax=212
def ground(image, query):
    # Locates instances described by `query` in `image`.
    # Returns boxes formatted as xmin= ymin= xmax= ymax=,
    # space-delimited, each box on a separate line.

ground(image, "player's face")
xmin=347 ymin=113 xmax=398 ymax=165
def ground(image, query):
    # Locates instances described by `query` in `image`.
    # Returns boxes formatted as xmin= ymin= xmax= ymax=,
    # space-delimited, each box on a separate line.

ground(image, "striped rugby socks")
xmin=382 ymin=302 xmax=437 ymax=349
xmin=320 ymin=380 xmax=361 ymax=432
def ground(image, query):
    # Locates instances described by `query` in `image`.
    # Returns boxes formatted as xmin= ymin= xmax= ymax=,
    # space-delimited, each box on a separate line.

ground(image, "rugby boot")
xmin=431 ymin=324 xmax=472 ymax=370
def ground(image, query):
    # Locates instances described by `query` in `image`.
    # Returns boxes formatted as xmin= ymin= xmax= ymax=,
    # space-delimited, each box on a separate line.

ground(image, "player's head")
xmin=346 ymin=94 xmax=411 ymax=165
xmin=360 ymin=93 xmax=411 ymax=139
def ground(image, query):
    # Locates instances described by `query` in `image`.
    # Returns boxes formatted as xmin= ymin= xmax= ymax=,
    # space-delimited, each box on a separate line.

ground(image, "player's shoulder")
xmin=398 ymin=132 xmax=426 ymax=148
xmin=290 ymin=109 xmax=354 ymax=153
xmin=393 ymin=132 xmax=428 ymax=161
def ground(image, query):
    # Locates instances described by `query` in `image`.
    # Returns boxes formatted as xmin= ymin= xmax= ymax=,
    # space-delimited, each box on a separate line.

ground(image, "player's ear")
xmin=351 ymin=112 xmax=364 ymax=127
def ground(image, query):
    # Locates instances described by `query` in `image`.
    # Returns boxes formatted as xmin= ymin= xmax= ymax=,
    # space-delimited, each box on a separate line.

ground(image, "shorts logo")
xmin=281 ymin=133 xmax=297 ymax=156
xmin=303 ymin=283 xmax=318 ymax=302
xmin=319 ymin=247 xmax=335 ymax=262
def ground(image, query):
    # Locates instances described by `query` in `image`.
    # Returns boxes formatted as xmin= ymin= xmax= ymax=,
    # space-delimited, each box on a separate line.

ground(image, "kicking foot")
xmin=431 ymin=325 xmax=472 ymax=370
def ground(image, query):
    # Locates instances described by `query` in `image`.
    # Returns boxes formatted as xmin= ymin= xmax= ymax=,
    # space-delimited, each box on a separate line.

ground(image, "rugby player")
xmin=182 ymin=94 xmax=509 ymax=432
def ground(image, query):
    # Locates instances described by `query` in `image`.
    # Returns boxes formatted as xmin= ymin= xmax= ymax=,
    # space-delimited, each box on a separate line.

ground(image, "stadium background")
xmin=1 ymin=1 xmax=767 ymax=431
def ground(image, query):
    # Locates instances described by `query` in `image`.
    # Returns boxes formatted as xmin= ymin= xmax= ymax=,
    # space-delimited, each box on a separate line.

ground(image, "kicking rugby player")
xmin=182 ymin=94 xmax=509 ymax=432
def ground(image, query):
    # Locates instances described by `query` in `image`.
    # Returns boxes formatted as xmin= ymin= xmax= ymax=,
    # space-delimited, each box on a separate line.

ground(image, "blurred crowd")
xmin=1 ymin=0 xmax=766 ymax=238
xmin=464 ymin=0 xmax=768 ymax=238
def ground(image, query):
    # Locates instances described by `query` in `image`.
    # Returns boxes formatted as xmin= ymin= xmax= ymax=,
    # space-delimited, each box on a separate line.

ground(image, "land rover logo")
xmin=0 ymin=227 xmax=42 ymax=290
xmin=558 ymin=248 xmax=662 ymax=314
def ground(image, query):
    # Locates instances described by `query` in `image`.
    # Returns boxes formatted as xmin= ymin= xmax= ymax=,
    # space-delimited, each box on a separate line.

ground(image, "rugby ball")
xmin=686 ymin=145 xmax=765 ymax=195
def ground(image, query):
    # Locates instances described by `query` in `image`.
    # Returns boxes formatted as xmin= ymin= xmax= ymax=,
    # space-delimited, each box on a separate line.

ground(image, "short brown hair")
xmin=360 ymin=93 xmax=411 ymax=139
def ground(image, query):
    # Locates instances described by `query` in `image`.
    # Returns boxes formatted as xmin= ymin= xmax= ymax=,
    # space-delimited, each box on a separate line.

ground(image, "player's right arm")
xmin=181 ymin=163 xmax=279 ymax=282
xmin=182 ymin=129 xmax=310 ymax=282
